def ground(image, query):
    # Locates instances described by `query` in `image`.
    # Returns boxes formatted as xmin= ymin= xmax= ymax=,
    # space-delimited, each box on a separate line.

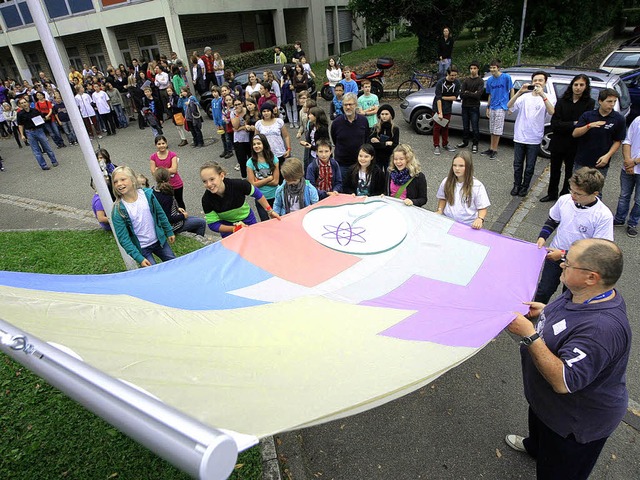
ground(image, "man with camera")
xmin=507 ymin=70 xmax=555 ymax=197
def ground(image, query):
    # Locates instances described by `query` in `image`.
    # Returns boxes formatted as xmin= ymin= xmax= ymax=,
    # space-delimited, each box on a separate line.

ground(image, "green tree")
xmin=348 ymin=0 xmax=484 ymax=63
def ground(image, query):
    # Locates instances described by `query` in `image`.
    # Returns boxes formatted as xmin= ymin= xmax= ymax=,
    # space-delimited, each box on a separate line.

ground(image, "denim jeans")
xmin=513 ymin=142 xmax=539 ymax=188
xmin=437 ymin=58 xmax=451 ymax=79
xmin=113 ymin=104 xmax=128 ymax=127
xmin=140 ymin=241 xmax=175 ymax=265
xmin=25 ymin=128 xmax=58 ymax=169
xmin=44 ymin=120 xmax=64 ymax=146
xmin=59 ymin=121 xmax=77 ymax=144
xmin=614 ymin=169 xmax=640 ymax=227
xmin=461 ymin=106 xmax=480 ymax=145
xmin=534 ymin=258 xmax=565 ymax=304
xmin=175 ymin=216 xmax=207 ymax=237
xmin=255 ymin=197 xmax=275 ymax=222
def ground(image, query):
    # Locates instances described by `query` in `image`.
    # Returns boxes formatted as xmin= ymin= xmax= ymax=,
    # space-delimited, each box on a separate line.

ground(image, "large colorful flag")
xmin=0 ymin=195 xmax=545 ymax=449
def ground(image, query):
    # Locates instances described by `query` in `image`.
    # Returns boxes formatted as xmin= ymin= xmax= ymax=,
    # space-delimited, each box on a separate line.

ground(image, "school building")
xmin=0 ymin=0 xmax=363 ymax=81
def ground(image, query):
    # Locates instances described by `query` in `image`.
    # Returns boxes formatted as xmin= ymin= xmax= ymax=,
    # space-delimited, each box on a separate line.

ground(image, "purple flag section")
xmin=364 ymin=223 xmax=546 ymax=348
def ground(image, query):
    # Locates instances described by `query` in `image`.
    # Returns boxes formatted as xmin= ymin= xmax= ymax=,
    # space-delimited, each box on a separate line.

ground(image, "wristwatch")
xmin=521 ymin=333 xmax=540 ymax=347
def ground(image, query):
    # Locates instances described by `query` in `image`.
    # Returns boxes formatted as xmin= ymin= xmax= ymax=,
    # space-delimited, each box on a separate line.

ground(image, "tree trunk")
xmin=416 ymin=28 xmax=436 ymax=65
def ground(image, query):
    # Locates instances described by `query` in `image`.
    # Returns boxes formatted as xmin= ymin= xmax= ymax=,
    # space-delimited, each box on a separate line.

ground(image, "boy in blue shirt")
xmin=210 ymin=86 xmax=224 ymax=140
xmin=339 ymin=66 xmax=359 ymax=95
xmin=482 ymin=59 xmax=513 ymax=160
xmin=330 ymin=83 xmax=344 ymax=120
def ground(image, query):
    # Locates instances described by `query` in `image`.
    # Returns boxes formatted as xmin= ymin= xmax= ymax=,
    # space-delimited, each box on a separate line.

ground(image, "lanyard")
xmin=583 ymin=289 xmax=614 ymax=304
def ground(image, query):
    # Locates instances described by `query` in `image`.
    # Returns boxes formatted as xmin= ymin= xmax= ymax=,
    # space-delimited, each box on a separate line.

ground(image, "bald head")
xmin=572 ymin=239 xmax=623 ymax=287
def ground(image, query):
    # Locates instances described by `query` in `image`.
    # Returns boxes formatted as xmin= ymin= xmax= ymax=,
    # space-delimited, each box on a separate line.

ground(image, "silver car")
xmin=399 ymin=67 xmax=631 ymax=157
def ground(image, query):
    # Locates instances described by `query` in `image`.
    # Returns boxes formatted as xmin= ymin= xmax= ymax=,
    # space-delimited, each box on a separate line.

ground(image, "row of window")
xmin=0 ymin=0 xmax=142 ymax=29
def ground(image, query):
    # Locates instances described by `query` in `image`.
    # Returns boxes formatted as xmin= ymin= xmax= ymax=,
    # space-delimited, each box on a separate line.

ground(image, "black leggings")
xmin=234 ymin=141 xmax=251 ymax=179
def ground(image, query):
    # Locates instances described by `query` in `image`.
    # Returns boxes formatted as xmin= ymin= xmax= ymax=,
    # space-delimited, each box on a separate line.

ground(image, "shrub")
xmin=224 ymin=44 xmax=296 ymax=72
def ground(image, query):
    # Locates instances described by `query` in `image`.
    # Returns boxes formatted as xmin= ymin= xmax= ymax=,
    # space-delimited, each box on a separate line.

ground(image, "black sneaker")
xmin=627 ymin=225 xmax=638 ymax=238
xmin=489 ymin=150 xmax=498 ymax=160
xmin=518 ymin=186 xmax=528 ymax=197
xmin=510 ymin=185 xmax=520 ymax=196
xmin=480 ymin=149 xmax=492 ymax=156
xmin=456 ymin=142 xmax=468 ymax=148
xmin=613 ymin=220 xmax=625 ymax=226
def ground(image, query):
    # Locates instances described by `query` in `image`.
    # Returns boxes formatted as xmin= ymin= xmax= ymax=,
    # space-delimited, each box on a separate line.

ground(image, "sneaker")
xmin=456 ymin=142 xmax=468 ymax=148
xmin=613 ymin=219 xmax=625 ymax=226
xmin=444 ymin=144 xmax=456 ymax=152
xmin=480 ymin=149 xmax=492 ymax=156
xmin=434 ymin=146 xmax=441 ymax=155
xmin=41 ymin=166 xmax=50 ymax=171
xmin=510 ymin=185 xmax=520 ymax=196
xmin=627 ymin=225 xmax=638 ymax=238
xmin=234 ymin=163 xmax=241 ymax=171
xmin=97 ymin=135 xmax=103 ymax=139
xmin=489 ymin=150 xmax=498 ymax=160
xmin=219 ymin=151 xmax=226 ymax=158
xmin=51 ymin=162 xmax=59 ymax=167
xmin=178 ymin=140 xmax=188 ymax=147
xmin=518 ymin=186 xmax=528 ymax=197
xmin=225 ymin=151 xmax=234 ymax=158
xmin=472 ymin=144 xmax=478 ymax=154
xmin=289 ymin=123 xmax=294 ymax=128
xmin=504 ymin=434 xmax=527 ymax=453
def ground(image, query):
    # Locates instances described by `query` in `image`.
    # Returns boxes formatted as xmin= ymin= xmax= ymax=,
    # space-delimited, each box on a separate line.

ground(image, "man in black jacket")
xmin=457 ymin=61 xmax=484 ymax=154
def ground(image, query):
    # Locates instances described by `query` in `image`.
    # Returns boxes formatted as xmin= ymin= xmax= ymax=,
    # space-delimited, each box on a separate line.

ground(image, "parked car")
xmin=200 ymin=63 xmax=317 ymax=120
xmin=620 ymin=66 xmax=640 ymax=123
xmin=399 ymin=66 xmax=631 ymax=157
xmin=599 ymin=36 xmax=640 ymax=75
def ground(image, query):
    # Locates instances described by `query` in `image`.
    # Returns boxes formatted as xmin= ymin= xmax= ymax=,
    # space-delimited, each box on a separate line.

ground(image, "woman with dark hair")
xmin=300 ymin=106 xmax=330 ymax=171
xmin=343 ymin=143 xmax=385 ymax=196
xmin=246 ymin=133 xmax=280 ymax=221
xmin=541 ymin=74 xmax=595 ymax=202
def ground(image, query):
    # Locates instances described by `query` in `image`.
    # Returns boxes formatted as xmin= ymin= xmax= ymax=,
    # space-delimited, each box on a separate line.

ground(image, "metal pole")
xmin=0 ymin=318 xmax=239 ymax=480
xmin=25 ymin=0 xmax=137 ymax=270
xmin=516 ymin=0 xmax=528 ymax=65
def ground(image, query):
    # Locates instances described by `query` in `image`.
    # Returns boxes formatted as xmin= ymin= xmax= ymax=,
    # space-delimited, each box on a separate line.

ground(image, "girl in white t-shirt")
xmin=111 ymin=165 xmax=175 ymax=267
xmin=436 ymin=150 xmax=490 ymax=229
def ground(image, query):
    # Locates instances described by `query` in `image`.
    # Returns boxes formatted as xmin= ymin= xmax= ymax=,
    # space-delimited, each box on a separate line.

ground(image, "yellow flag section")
xmin=0 ymin=285 xmax=475 ymax=438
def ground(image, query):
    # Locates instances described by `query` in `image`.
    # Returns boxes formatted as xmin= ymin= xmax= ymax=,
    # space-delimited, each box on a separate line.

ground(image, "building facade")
xmin=0 ymin=0 xmax=360 ymax=82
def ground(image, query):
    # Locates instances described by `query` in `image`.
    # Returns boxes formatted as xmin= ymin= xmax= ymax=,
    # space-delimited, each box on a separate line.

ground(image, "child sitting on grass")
xmin=274 ymin=157 xmax=319 ymax=215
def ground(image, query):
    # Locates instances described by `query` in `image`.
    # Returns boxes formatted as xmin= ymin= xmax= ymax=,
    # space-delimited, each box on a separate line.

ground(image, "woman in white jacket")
xmin=325 ymin=57 xmax=342 ymax=97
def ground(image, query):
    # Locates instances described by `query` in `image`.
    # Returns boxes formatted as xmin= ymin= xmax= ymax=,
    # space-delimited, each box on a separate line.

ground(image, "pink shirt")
xmin=389 ymin=180 xmax=407 ymax=200
xmin=150 ymin=150 xmax=183 ymax=189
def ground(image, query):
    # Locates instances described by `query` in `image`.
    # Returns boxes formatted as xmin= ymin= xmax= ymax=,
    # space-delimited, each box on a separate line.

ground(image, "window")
xmin=337 ymin=9 xmax=352 ymax=53
xmin=25 ymin=53 xmax=41 ymax=80
xmin=325 ymin=9 xmax=335 ymax=56
xmin=118 ymin=39 xmax=132 ymax=67
xmin=138 ymin=34 xmax=160 ymax=62
xmin=43 ymin=0 xmax=94 ymax=19
xmin=0 ymin=1 xmax=33 ymax=29
xmin=0 ymin=57 xmax=20 ymax=80
xmin=66 ymin=46 xmax=83 ymax=72
xmin=255 ymin=13 xmax=275 ymax=50
xmin=86 ymin=44 xmax=107 ymax=73
xmin=603 ymin=52 xmax=640 ymax=69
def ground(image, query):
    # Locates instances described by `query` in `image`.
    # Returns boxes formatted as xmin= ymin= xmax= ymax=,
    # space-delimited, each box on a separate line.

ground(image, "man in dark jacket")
xmin=457 ymin=61 xmax=484 ymax=154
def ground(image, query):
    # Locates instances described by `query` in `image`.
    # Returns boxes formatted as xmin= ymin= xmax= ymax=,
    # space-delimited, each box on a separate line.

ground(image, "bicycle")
xmin=397 ymin=71 xmax=438 ymax=100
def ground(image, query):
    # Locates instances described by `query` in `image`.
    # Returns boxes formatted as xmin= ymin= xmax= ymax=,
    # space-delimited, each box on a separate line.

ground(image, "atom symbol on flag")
xmin=322 ymin=221 xmax=367 ymax=246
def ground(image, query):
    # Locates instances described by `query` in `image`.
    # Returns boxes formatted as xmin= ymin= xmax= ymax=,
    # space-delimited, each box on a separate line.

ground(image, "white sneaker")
xmin=234 ymin=164 xmax=240 ymax=171
xmin=504 ymin=434 xmax=526 ymax=453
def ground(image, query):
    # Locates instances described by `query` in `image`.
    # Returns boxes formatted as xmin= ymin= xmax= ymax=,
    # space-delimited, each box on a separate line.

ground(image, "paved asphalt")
xmin=0 ymin=97 xmax=638 ymax=480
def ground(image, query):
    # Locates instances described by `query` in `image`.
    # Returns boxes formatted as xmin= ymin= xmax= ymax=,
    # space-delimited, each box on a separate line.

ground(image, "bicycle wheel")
xmin=397 ymin=80 xmax=420 ymax=100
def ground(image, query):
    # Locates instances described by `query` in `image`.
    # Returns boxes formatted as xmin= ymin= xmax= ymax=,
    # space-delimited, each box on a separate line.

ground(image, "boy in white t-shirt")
xmin=534 ymin=167 xmax=613 ymax=303
xmin=507 ymin=70 xmax=554 ymax=197
xmin=92 ymin=84 xmax=116 ymax=135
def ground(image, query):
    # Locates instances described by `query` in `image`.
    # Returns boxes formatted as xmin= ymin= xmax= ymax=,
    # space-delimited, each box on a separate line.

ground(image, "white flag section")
xmin=0 ymin=196 xmax=545 ymax=477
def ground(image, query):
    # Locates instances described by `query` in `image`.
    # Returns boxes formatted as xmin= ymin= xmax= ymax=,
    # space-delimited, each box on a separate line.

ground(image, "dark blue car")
xmin=621 ymin=67 xmax=640 ymax=123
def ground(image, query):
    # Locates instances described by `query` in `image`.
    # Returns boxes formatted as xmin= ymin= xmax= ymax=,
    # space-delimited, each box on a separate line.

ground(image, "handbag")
xmin=173 ymin=112 xmax=185 ymax=126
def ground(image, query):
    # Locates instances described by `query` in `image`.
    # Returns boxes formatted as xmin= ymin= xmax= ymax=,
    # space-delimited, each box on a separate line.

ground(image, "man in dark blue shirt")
xmin=505 ymin=238 xmax=630 ymax=480
xmin=330 ymin=92 xmax=370 ymax=181
xmin=572 ymin=88 xmax=626 ymax=193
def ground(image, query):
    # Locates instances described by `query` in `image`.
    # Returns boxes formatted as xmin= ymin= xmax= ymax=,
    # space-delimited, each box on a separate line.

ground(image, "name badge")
xmin=553 ymin=319 xmax=567 ymax=335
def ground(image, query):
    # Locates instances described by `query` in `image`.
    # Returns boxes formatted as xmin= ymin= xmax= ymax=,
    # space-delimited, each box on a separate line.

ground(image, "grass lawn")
xmin=0 ymin=230 xmax=261 ymax=480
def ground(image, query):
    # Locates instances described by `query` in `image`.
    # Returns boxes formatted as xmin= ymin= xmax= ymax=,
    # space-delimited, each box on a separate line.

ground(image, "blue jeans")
xmin=461 ymin=106 xmax=480 ymax=145
xmin=44 ymin=120 xmax=64 ymax=146
xmin=255 ymin=197 xmax=275 ymax=222
xmin=175 ymin=216 xmax=207 ymax=237
xmin=25 ymin=128 xmax=58 ymax=169
xmin=534 ymin=258 xmax=565 ymax=304
xmin=59 ymin=121 xmax=77 ymax=144
xmin=614 ymin=169 xmax=640 ymax=227
xmin=513 ymin=142 xmax=539 ymax=188
xmin=113 ymin=104 xmax=128 ymax=127
xmin=437 ymin=58 xmax=451 ymax=79
xmin=140 ymin=241 xmax=175 ymax=264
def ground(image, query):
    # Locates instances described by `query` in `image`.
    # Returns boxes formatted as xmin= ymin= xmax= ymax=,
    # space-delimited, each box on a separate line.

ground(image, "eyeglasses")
xmin=343 ymin=102 xmax=356 ymax=107
xmin=561 ymin=253 xmax=593 ymax=272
